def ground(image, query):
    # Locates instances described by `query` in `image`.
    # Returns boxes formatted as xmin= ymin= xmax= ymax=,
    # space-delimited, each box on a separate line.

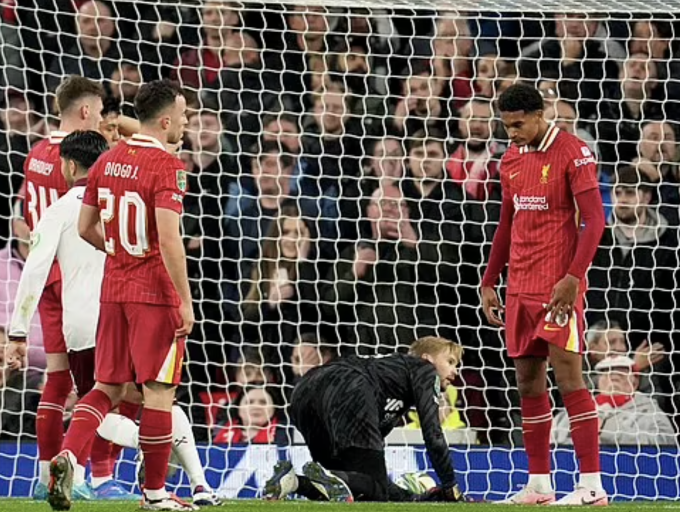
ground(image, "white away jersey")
xmin=10 ymin=185 xmax=105 ymax=351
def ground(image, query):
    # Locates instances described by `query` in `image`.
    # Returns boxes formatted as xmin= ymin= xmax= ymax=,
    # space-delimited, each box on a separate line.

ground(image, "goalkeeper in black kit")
xmin=263 ymin=337 xmax=468 ymax=502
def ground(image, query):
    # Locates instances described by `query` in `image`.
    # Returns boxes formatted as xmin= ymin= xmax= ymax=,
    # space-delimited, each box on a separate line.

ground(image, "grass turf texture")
xmin=1 ymin=501 xmax=680 ymax=512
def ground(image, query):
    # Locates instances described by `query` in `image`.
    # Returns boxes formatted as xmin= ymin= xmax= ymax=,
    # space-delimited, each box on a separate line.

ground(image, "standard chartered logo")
xmin=513 ymin=194 xmax=550 ymax=211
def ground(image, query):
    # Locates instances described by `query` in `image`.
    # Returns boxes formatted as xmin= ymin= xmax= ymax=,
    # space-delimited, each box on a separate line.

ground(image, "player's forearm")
xmin=118 ymin=115 xmax=141 ymax=137
xmin=481 ymin=194 xmax=513 ymax=287
xmin=567 ymin=188 xmax=605 ymax=279
xmin=80 ymin=224 xmax=106 ymax=252
xmin=159 ymin=234 xmax=192 ymax=305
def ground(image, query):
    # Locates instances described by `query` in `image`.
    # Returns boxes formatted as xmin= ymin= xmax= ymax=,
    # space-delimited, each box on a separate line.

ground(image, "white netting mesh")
xmin=0 ymin=0 xmax=679 ymax=501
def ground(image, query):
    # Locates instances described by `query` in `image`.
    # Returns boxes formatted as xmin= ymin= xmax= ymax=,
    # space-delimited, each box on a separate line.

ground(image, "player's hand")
xmin=176 ymin=301 xmax=195 ymax=338
xmin=547 ymin=274 xmax=579 ymax=323
xmin=5 ymin=339 xmax=27 ymax=370
xmin=633 ymin=340 xmax=666 ymax=370
xmin=419 ymin=484 xmax=470 ymax=502
xmin=481 ymin=286 xmax=504 ymax=327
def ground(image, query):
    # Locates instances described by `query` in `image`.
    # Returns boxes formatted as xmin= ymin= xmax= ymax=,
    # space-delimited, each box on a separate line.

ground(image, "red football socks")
xmin=90 ymin=435 xmax=113 ymax=478
xmin=62 ymin=389 xmax=113 ymax=462
xmin=521 ymin=393 xmax=552 ymax=474
xmin=564 ymin=389 xmax=601 ymax=474
xmin=139 ymin=408 xmax=172 ymax=491
xmin=37 ymin=370 xmax=73 ymax=461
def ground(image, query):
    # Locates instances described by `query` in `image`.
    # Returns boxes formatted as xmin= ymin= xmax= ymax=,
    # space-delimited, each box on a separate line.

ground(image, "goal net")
xmin=0 ymin=0 xmax=679 ymax=501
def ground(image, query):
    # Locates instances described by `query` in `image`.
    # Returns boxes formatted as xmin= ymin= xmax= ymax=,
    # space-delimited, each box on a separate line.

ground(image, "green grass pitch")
xmin=1 ymin=500 xmax=680 ymax=512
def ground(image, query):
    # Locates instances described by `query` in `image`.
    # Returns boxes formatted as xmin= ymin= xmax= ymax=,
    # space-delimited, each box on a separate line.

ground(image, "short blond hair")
xmin=408 ymin=336 xmax=463 ymax=361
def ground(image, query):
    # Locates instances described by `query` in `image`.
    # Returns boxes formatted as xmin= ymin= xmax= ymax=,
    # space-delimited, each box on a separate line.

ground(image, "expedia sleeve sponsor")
xmin=513 ymin=194 xmax=550 ymax=211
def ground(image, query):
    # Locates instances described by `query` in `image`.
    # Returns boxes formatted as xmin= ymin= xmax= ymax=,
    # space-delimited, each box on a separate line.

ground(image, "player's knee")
xmin=142 ymin=381 xmax=177 ymax=411
xmin=94 ymin=382 xmax=126 ymax=405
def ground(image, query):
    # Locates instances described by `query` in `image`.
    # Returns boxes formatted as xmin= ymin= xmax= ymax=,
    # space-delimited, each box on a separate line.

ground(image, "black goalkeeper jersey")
xmin=320 ymin=354 xmax=456 ymax=487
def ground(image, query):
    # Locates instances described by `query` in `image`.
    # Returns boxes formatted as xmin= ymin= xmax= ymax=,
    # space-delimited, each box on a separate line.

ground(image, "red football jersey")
xmin=500 ymin=125 xmax=599 ymax=296
xmin=82 ymin=134 xmax=186 ymax=306
xmin=22 ymin=131 xmax=70 ymax=231
xmin=21 ymin=131 xmax=70 ymax=287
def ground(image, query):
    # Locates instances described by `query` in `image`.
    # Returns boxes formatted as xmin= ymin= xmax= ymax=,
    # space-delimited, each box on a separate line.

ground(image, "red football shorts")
xmin=505 ymin=293 xmax=585 ymax=358
xmin=95 ymin=303 xmax=185 ymax=386
xmin=38 ymin=279 xmax=66 ymax=354
xmin=68 ymin=348 xmax=96 ymax=398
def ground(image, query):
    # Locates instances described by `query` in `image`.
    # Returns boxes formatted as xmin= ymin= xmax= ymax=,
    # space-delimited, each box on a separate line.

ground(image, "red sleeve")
xmin=567 ymin=188 xmax=605 ymax=280
xmin=82 ymin=168 xmax=99 ymax=207
xmin=155 ymin=156 xmax=185 ymax=214
xmin=482 ymin=180 xmax=513 ymax=288
xmin=567 ymin=144 xmax=599 ymax=196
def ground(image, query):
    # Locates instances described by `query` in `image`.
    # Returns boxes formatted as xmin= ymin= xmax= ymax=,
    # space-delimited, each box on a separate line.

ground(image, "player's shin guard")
xmin=521 ymin=393 xmax=553 ymax=492
xmin=138 ymin=408 xmax=173 ymax=492
xmin=37 ymin=369 xmax=73 ymax=484
xmin=62 ymin=389 xmax=113 ymax=463
xmin=563 ymin=389 xmax=603 ymax=490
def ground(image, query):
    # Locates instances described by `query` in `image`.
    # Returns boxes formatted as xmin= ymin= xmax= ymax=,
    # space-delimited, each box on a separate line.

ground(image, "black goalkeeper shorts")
xmin=290 ymin=365 xmax=384 ymax=460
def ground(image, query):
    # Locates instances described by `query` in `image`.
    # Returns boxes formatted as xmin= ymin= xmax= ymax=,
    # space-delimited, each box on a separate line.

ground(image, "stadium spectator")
xmin=542 ymin=100 xmax=598 ymax=157
xmin=107 ymin=61 xmax=142 ymax=118
xmin=414 ymin=14 xmax=474 ymax=108
xmin=597 ymin=53 xmax=662 ymax=171
xmin=302 ymin=81 xmax=365 ymax=243
xmin=321 ymin=184 xmax=437 ymax=354
xmin=553 ymin=355 xmax=676 ymax=446
xmin=361 ymin=136 xmax=405 ymax=201
xmin=0 ymin=217 xmax=44 ymax=368
xmin=584 ymin=320 xmax=666 ymax=393
xmin=290 ymin=332 xmax=335 ymax=380
xmin=390 ymin=61 xmax=456 ymax=139
xmin=587 ymin=166 xmax=679 ymax=406
xmin=473 ymin=50 xmax=511 ymax=99
xmin=46 ymin=1 xmax=120 ymax=97
xmin=405 ymin=385 xmax=466 ymax=431
xmin=446 ymin=98 xmax=503 ymax=201
xmin=634 ymin=119 xmax=680 ymax=225
xmin=519 ymin=13 xmax=622 ymax=121
xmin=212 ymin=386 xmax=288 ymax=445
xmin=240 ymin=203 xmax=324 ymax=366
xmin=171 ymin=1 xmax=242 ymax=91
xmin=628 ymin=18 xmax=680 ymax=119
xmin=221 ymin=141 xmax=297 ymax=323
xmin=0 ymin=91 xmax=35 ymax=244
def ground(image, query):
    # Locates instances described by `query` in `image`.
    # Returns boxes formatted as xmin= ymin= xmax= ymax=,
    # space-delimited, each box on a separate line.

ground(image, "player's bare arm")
xmin=78 ymin=203 xmax=106 ymax=252
xmin=481 ymin=185 xmax=514 ymax=327
xmin=156 ymin=207 xmax=194 ymax=337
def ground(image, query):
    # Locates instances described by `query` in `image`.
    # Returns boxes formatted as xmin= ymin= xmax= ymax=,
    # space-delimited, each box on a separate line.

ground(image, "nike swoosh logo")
xmin=581 ymin=497 xmax=604 ymax=505
xmin=536 ymin=497 xmax=554 ymax=504
xmin=510 ymin=172 xmax=521 ymax=179
xmin=544 ymin=325 xmax=562 ymax=331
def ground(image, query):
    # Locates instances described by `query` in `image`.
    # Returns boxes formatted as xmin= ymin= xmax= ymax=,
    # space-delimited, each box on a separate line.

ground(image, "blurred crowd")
xmin=0 ymin=1 xmax=679 ymax=447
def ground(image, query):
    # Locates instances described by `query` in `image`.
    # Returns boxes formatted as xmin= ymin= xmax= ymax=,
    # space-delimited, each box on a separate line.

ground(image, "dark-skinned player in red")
xmin=481 ymin=84 xmax=606 ymax=506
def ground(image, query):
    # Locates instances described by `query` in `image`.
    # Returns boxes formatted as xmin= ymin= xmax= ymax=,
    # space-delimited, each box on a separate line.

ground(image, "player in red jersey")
xmin=7 ymin=76 xmax=105 ymax=501
xmin=481 ymin=84 xmax=607 ymax=506
xmin=47 ymin=79 xmax=195 ymax=512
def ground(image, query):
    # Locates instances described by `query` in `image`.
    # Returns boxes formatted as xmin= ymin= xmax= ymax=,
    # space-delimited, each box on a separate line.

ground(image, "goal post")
xmin=0 ymin=0 xmax=679 ymax=501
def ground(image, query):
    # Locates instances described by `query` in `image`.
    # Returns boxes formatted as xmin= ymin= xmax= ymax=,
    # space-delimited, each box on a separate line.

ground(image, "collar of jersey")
xmin=518 ymin=124 xmax=559 ymax=154
xmin=49 ymin=130 xmax=69 ymax=144
xmin=128 ymin=134 xmax=167 ymax=151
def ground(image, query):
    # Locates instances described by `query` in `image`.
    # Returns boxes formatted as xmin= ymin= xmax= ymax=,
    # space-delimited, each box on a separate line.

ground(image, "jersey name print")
xmin=82 ymin=134 xmax=186 ymax=306
xmin=500 ymin=126 xmax=599 ymax=296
